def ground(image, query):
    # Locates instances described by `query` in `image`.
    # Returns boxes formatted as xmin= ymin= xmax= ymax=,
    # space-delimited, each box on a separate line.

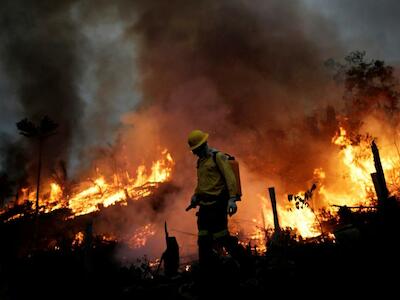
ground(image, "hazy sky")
xmin=302 ymin=0 xmax=400 ymax=63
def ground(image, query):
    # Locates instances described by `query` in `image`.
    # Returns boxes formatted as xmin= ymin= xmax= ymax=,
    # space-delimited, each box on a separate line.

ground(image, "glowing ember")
xmin=246 ymin=219 xmax=267 ymax=253
xmin=72 ymin=232 xmax=84 ymax=247
xmin=101 ymin=234 xmax=117 ymax=242
xmin=149 ymin=259 xmax=161 ymax=268
xmin=129 ymin=224 xmax=156 ymax=249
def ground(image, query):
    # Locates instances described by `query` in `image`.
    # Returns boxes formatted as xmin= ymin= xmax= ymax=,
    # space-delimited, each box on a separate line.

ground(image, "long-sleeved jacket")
xmin=195 ymin=149 xmax=238 ymax=199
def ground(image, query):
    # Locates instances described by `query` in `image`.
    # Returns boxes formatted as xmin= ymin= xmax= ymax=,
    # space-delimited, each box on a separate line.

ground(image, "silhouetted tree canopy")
xmin=16 ymin=116 xmax=58 ymax=139
xmin=326 ymin=51 xmax=400 ymax=118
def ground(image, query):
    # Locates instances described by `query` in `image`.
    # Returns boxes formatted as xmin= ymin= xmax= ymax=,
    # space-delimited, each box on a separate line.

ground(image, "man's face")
xmin=192 ymin=142 xmax=208 ymax=158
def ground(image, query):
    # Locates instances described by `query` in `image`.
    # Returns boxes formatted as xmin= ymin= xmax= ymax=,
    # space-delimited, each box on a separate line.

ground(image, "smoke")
xmin=303 ymin=0 xmax=400 ymax=63
xmin=99 ymin=0 xmax=347 ymax=258
xmin=4 ymin=0 xmax=397 ymax=259
xmin=119 ymin=0 xmax=343 ymax=191
xmin=0 ymin=0 xmax=85 ymax=185
xmin=0 ymin=134 xmax=28 ymax=192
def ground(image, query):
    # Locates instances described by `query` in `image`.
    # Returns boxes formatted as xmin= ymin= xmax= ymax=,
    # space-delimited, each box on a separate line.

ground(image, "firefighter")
xmin=187 ymin=129 xmax=248 ymax=276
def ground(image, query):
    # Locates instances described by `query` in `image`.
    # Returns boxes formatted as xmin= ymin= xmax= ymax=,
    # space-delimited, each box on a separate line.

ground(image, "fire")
xmin=72 ymin=231 xmax=84 ymax=247
xmin=256 ymin=126 xmax=400 ymax=239
xmin=133 ymin=149 xmax=173 ymax=187
xmin=318 ymin=126 xmax=400 ymax=208
xmin=50 ymin=183 xmax=62 ymax=203
xmin=248 ymin=218 xmax=267 ymax=252
xmin=9 ymin=149 xmax=174 ymax=218
xmin=260 ymin=195 xmax=320 ymax=238
xmin=68 ymin=149 xmax=174 ymax=216
xmin=5 ymin=125 xmax=399 ymax=250
xmin=327 ymin=127 xmax=377 ymax=205
xmin=128 ymin=224 xmax=156 ymax=249
xmin=231 ymin=217 xmax=268 ymax=253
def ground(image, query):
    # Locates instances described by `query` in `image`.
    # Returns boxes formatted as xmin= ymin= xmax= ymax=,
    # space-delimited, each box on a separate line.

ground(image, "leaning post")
xmin=268 ymin=187 xmax=281 ymax=233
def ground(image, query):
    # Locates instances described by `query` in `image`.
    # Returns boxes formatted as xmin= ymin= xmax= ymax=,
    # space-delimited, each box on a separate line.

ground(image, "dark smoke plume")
xmin=118 ymin=0 xmax=343 ymax=193
xmin=0 ymin=0 xmax=84 ymax=187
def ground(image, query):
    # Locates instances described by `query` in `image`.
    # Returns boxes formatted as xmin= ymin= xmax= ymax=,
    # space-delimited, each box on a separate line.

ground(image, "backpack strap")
xmin=212 ymin=150 xmax=234 ymax=170
xmin=197 ymin=150 xmax=233 ymax=169
xmin=196 ymin=150 xmax=219 ymax=169
xmin=213 ymin=151 xmax=234 ymax=163
xmin=212 ymin=150 xmax=219 ymax=166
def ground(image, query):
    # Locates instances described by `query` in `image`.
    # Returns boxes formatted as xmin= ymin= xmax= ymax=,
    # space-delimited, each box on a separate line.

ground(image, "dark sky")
xmin=303 ymin=0 xmax=400 ymax=63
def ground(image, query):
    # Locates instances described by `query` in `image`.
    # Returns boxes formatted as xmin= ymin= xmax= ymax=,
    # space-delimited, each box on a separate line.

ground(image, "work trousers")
xmin=196 ymin=194 xmax=247 ymax=272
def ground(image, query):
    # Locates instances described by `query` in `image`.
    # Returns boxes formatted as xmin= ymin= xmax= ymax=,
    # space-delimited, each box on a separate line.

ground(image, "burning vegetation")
xmin=1 ymin=148 xmax=174 ymax=217
xmin=1 ymin=50 xmax=400 ymax=298
xmin=1 ymin=0 xmax=400 ymax=298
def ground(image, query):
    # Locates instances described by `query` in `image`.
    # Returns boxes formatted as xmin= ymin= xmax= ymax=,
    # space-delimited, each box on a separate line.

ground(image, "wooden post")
xmin=371 ymin=173 xmax=385 ymax=204
xmin=371 ymin=141 xmax=388 ymax=208
xmin=162 ymin=222 xmax=179 ymax=277
xmin=268 ymin=187 xmax=281 ymax=233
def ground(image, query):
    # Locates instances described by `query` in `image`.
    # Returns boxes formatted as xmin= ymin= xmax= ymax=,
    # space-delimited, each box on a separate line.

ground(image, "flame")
xmin=5 ymin=124 xmax=400 ymax=249
xmin=327 ymin=127 xmax=377 ymax=205
xmin=10 ymin=149 xmax=174 ymax=218
xmin=319 ymin=126 xmax=400 ymax=207
xmin=255 ymin=125 xmax=400 ymax=240
xmin=255 ymin=127 xmax=379 ymax=238
xmin=72 ymin=231 xmax=84 ymax=247
xmin=259 ymin=195 xmax=320 ymax=238
xmin=231 ymin=217 xmax=268 ymax=253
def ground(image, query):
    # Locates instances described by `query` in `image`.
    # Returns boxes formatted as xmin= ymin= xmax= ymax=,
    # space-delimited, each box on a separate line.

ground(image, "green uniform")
xmin=194 ymin=149 xmax=246 ymax=276
xmin=195 ymin=150 xmax=238 ymax=200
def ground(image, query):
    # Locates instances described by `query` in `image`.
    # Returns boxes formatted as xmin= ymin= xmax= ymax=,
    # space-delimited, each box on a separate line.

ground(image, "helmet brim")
xmin=189 ymin=133 xmax=209 ymax=150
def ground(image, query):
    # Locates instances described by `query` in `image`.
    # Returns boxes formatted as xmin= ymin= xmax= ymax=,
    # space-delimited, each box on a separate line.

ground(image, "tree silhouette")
xmin=326 ymin=51 xmax=400 ymax=126
xmin=16 ymin=116 xmax=58 ymax=216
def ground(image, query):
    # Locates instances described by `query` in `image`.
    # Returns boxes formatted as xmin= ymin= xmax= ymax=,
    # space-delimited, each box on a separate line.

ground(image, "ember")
xmin=129 ymin=224 xmax=157 ymax=249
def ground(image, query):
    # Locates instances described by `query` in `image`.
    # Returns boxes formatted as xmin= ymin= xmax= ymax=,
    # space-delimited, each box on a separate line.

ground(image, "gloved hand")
xmin=227 ymin=197 xmax=238 ymax=216
xmin=185 ymin=194 xmax=199 ymax=211
xmin=190 ymin=194 xmax=198 ymax=207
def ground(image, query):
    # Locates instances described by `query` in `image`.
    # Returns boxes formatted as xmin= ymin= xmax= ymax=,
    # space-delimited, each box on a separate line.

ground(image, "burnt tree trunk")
xmin=371 ymin=141 xmax=389 ymax=208
xmin=35 ymin=139 xmax=43 ymax=216
xmin=268 ymin=187 xmax=281 ymax=233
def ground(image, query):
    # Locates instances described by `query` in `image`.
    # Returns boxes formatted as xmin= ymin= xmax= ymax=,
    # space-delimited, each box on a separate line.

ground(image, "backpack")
xmin=211 ymin=150 xmax=242 ymax=197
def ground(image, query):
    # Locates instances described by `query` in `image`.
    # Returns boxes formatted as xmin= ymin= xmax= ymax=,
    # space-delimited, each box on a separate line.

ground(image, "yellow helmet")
xmin=188 ymin=130 xmax=209 ymax=150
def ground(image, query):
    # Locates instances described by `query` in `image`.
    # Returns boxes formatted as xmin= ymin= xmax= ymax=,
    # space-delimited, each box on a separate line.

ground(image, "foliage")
xmin=16 ymin=116 xmax=58 ymax=139
xmin=325 ymin=51 xmax=400 ymax=118
xmin=288 ymin=183 xmax=316 ymax=210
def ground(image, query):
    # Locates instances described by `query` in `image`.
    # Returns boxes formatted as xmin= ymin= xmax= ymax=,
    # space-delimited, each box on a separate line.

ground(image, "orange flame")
xmin=255 ymin=126 xmax=400 ymax=239
xmin=72 ymin=231 xmax=84 ymax=247
xmin=259 ymin=195 xmax=320 ymax=238
xmin=11 ymin=149 xmax=174 ymax=218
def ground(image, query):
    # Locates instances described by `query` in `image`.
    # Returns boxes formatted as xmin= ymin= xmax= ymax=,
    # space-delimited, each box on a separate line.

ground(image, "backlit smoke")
xmin=3 ymin=0 xmax=399 ymax=259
